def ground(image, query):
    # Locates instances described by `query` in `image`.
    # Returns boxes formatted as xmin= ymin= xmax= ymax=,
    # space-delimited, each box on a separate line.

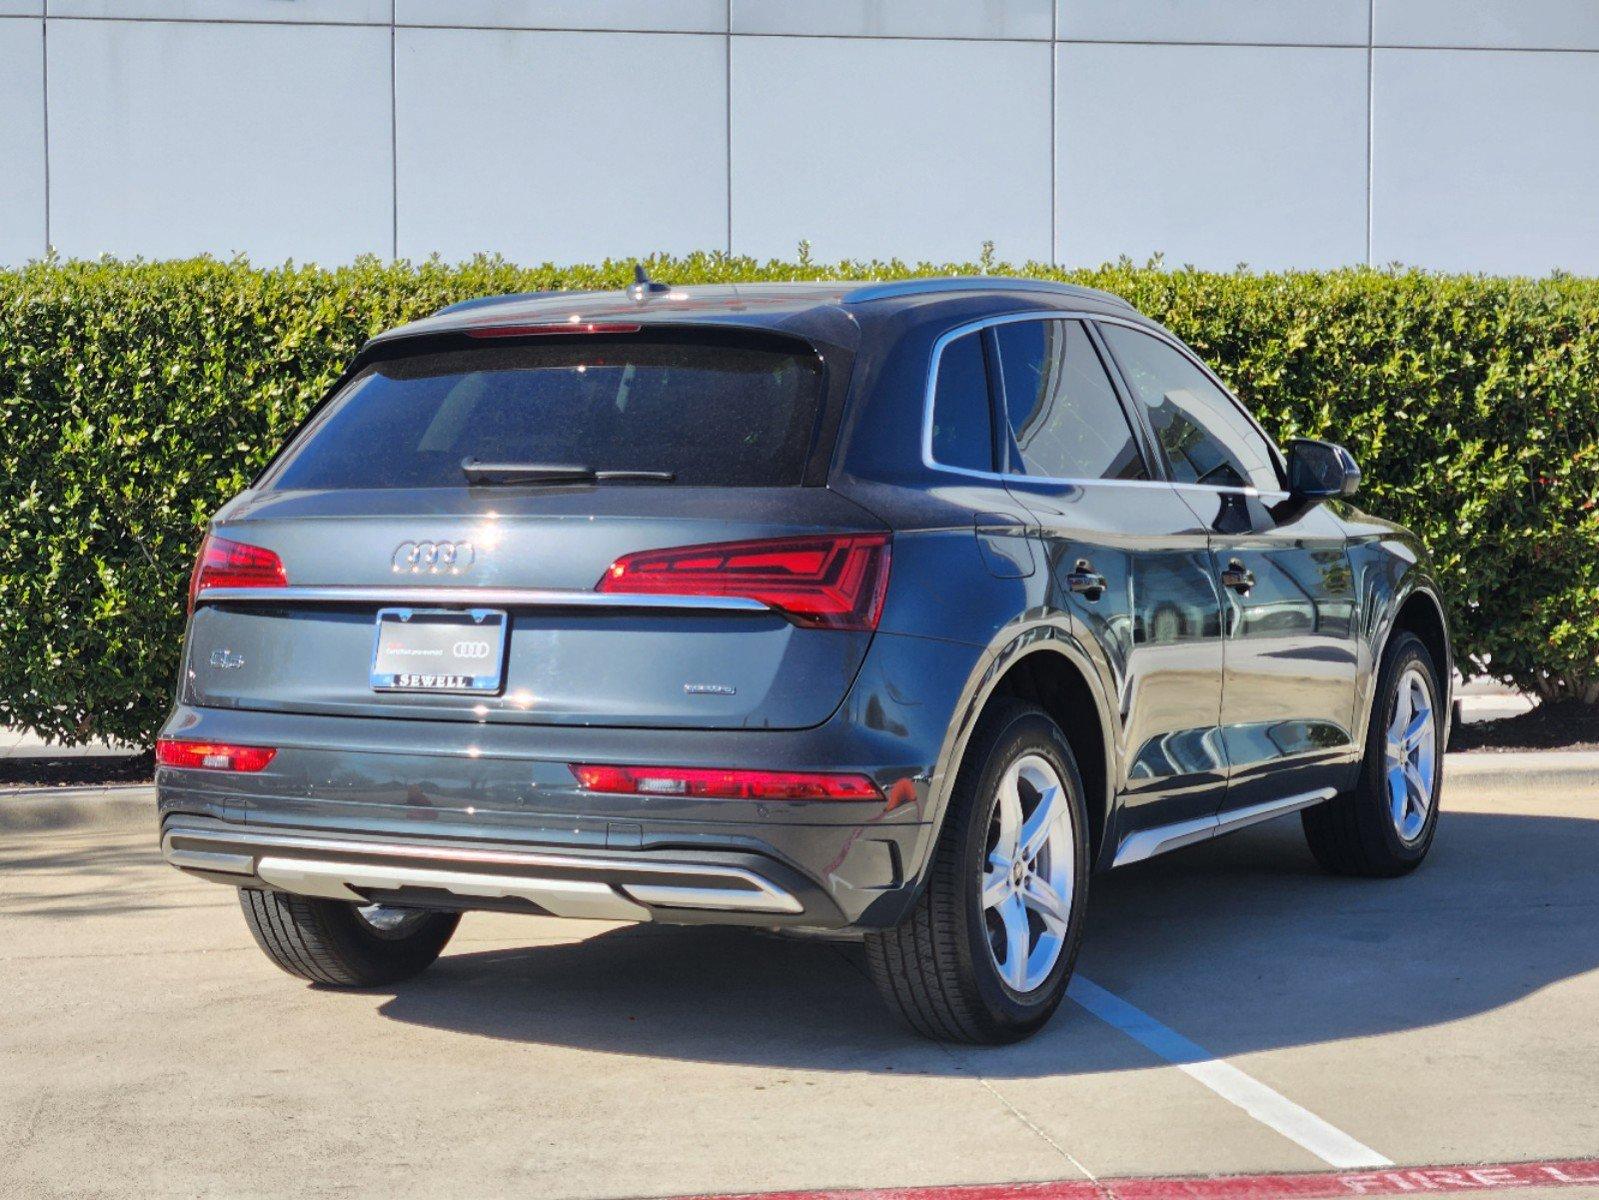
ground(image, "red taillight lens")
xmin=596 ymin=533 xmax=892 ymax=631
xmin=571 ymin=764 xmax=882 ymax=801
xmin=188 ymin=534 xmax=286 ymax=613
xmin=156 ymin=739 xmax=277 ymax=773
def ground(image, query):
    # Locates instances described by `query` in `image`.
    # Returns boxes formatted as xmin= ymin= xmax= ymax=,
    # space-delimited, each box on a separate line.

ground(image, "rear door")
xmin=1096 ymin=322 xmax=1360 ymax=813
xmin=990 ymin=317 xmax=1228 ymax=844
xmin=184 ymin=326 xmax=888 ymax=731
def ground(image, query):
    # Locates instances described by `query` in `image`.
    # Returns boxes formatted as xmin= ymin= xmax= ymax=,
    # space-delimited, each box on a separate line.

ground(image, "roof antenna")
xmin=627 ymin=263 xmax=671 ymax=302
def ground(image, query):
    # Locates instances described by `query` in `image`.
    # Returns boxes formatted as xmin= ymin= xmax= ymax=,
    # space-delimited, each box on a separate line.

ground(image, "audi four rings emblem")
xmin=392 ymin=540 xmax=474 ymax=575
xmin=452 ymin=641 xmax=492 ymax=659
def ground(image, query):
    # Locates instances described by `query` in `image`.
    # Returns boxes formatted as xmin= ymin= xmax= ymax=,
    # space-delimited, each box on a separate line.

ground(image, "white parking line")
xmin=1068 ymin=976 xmax=1393 ymax=1171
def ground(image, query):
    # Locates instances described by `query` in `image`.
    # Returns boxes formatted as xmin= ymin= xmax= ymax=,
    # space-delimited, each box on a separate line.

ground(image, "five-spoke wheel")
xmin=865 ymin=700 xmax=1089 ymax=1043
xmin=1384 ymin=665 xmax=1437 ymax=843
xmin=1304 ymin=630 xmax=1443 ymax=876
xmin=982 ymin=754 xmax=1076 ymax=994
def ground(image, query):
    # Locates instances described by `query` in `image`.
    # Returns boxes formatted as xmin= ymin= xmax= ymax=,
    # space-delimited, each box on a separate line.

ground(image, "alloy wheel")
xmin=1384 ymin=665 xmax=1437 ymax=843
xmin=981 ymin=753 xmax=1076 ymax=994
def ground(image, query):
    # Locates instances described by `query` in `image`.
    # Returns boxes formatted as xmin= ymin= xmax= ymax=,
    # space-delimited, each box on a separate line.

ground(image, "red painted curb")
xmin=673 ymin=1158 xmax=1599 ymax=1200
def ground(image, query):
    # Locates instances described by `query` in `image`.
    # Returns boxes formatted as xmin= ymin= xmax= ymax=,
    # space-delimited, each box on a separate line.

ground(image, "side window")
xmin=993 ymin=319 xmax=1147 ymax=481
xmin=929 ymin=331 xmax=995 ymax=473
xmin=1098 ymin=324 xmax=1281 ymax=492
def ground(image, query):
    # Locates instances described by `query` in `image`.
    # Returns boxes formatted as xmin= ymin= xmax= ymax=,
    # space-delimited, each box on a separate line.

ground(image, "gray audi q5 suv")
xmin=159 ymin=275 xmax=1450 ymax=1043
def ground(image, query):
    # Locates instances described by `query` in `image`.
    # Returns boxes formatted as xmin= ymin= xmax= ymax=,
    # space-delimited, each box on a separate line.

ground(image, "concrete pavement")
xmin=0 ymin=728 xmax=132 ymax=761
xmin=2 ymin=758 xmax=1596 ymax=1199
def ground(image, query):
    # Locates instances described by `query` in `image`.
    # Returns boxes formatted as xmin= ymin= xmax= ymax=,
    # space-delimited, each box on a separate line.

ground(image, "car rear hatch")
xmin=182 ymin=322 xmax=885 ymax=731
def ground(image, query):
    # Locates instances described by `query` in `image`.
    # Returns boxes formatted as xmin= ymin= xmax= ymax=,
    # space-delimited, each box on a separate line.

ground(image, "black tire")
xmin=864 ymin=700 xmax=1091 ymax=1044
xmin=1302 ymin=631 xmax=1444 ymax=877
xmin=238 ymin=888 xmax=460 ymax=986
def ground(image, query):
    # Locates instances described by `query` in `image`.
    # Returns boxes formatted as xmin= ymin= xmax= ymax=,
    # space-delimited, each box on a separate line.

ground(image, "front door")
xmin=1096 ymin=321 xmax=1360 ymax=816
xmin=1183 ymin=489 xmax=1360 ymax=809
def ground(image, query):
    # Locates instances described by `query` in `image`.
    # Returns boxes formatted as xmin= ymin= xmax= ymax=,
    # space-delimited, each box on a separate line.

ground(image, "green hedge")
xmin=1 ymin=253 xmax=1596 ymax=745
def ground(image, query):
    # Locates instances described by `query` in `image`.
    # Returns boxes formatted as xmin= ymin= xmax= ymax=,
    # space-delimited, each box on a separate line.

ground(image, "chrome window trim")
xmin=921 ymin=309 xmax=1288 ymax=499
xmin=194 ymin=585 xmax=771 ymax=613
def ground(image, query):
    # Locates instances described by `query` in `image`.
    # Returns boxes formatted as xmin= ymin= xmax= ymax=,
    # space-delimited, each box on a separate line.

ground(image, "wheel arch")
xmin=922 ymin=630 xmax=1119 ymax=876
xmin=1391 ymin=587 xmax=1452 ymax=688
xmin=1361 ymin=577 xmax=1454 ymax=748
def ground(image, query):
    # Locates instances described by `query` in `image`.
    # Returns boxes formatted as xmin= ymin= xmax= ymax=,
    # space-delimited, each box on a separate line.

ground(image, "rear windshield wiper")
xmin=461 ymin=458 xmax=676 ymax=486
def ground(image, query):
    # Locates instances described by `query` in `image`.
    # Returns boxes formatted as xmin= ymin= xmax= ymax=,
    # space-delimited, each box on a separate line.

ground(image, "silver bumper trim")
xmin=166 ymin=847 xmax=255 ymax=875
xmin=253 ymin=856 xmax=655 ymax=921
xmin=161 ymin=822 xmax=804 ymax=918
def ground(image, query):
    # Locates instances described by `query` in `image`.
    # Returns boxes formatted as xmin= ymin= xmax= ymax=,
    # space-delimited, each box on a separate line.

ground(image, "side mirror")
xmin=1286 ymin=438 xmax=1360 ymax=501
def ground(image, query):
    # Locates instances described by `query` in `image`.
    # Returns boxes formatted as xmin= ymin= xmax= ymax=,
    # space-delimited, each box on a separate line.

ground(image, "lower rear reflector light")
xmin=156 ymin=739 xmax=277 ymax=773
xmin=570 ymin=764 xmax=881 ymax=801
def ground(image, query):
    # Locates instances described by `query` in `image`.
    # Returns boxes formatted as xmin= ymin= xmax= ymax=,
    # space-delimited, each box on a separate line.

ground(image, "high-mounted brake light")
xmin=465 ymin=322 xmax=642 ymax=339
xmin=597 ymin=533 xmax=891 ymax=631
xmin=571 ymin=764 xmax=882 ymax=802
xmin=188 ymin=534 xmax=286 ymax=614
xmin=156 ymin=739 xmax=277 ymax=773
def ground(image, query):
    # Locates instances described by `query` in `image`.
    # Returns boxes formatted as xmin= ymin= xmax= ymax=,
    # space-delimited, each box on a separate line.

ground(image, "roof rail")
xmin=841 ymin=276 xmax=1133 ymax=309
xmin=431 ymin=289 xmax=605 ymax=317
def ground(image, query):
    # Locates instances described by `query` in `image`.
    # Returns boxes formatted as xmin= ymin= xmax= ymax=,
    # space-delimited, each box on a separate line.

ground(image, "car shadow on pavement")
xmin=371 ymin=809 xmax=1599 ymax=1077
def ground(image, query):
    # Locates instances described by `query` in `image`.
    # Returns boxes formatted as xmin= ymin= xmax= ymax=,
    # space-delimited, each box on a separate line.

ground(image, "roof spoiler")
xmin=433 ymin=264 xmax=668 ymax=318
xmin=431 ymin=289 xmax=606 ymax=317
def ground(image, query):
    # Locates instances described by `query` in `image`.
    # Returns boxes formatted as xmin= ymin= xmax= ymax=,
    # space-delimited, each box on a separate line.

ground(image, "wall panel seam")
xmin=1366 ymin=0 xmax=1374 ymax=265
xmin=41 ymin=4 xmax=49 ymax=256
xmin=25 ymin=18 xmax=1599 ymax=52
xmin=45 ymin=14 xmax=391 ymax=28
xmin=389 ymin=0 xmax=397 ymax=259
xmin=1049 ymin=3 xmax=1057 ymax=264
xmin=1055 ymin=37 xmax=1598 ymax=53
xmin=725 ymin=0 xmax=732 ymax=255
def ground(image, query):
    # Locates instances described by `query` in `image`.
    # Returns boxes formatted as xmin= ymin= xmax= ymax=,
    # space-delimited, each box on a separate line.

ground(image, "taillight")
xmin=188 ymin=534 xmax=286 ymax=613
xmin=156 ymin=739 xmax=277 ymax=772
xmin=597 ymin=533 xmax=891 ymax=631
xmin=571 ymin=764 xmax=882 ymax=801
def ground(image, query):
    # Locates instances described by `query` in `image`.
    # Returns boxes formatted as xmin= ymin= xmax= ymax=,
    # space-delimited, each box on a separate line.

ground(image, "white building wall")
xmin=2 ymin=1 xmax=1597 ymax=273
xmin=0 ymin=12 xmax=46 ymax=267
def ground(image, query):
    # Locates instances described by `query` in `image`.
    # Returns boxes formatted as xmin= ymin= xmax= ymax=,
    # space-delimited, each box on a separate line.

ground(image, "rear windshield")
xmin=264 ymin=333 xmax=825 ymax=490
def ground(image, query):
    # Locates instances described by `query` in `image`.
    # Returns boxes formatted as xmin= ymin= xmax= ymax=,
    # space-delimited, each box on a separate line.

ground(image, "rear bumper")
xmin=156 ymin=629 xmax=983 ymax=929
xmin=161 ymin=814 xmax=835 ymax=926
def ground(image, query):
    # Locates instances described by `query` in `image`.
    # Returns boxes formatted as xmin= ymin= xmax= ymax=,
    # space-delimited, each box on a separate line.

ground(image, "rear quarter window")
xmin=929 ymin=331 xmax=996 ymax=473
xmin=265 ymin=332 xmax=825 ymax=490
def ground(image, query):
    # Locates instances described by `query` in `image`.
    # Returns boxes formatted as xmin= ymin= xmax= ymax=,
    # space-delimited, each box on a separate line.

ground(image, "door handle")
xmin=1066 ymin=559 xmax=1107 ymax=601
xmin=1221 ymin=560 xmax=1256 ymax=595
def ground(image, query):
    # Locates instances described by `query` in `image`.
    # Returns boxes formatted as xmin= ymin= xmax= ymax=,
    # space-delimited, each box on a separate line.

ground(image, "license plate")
xmin=370 ymin=608 xmax=508 ymax=695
